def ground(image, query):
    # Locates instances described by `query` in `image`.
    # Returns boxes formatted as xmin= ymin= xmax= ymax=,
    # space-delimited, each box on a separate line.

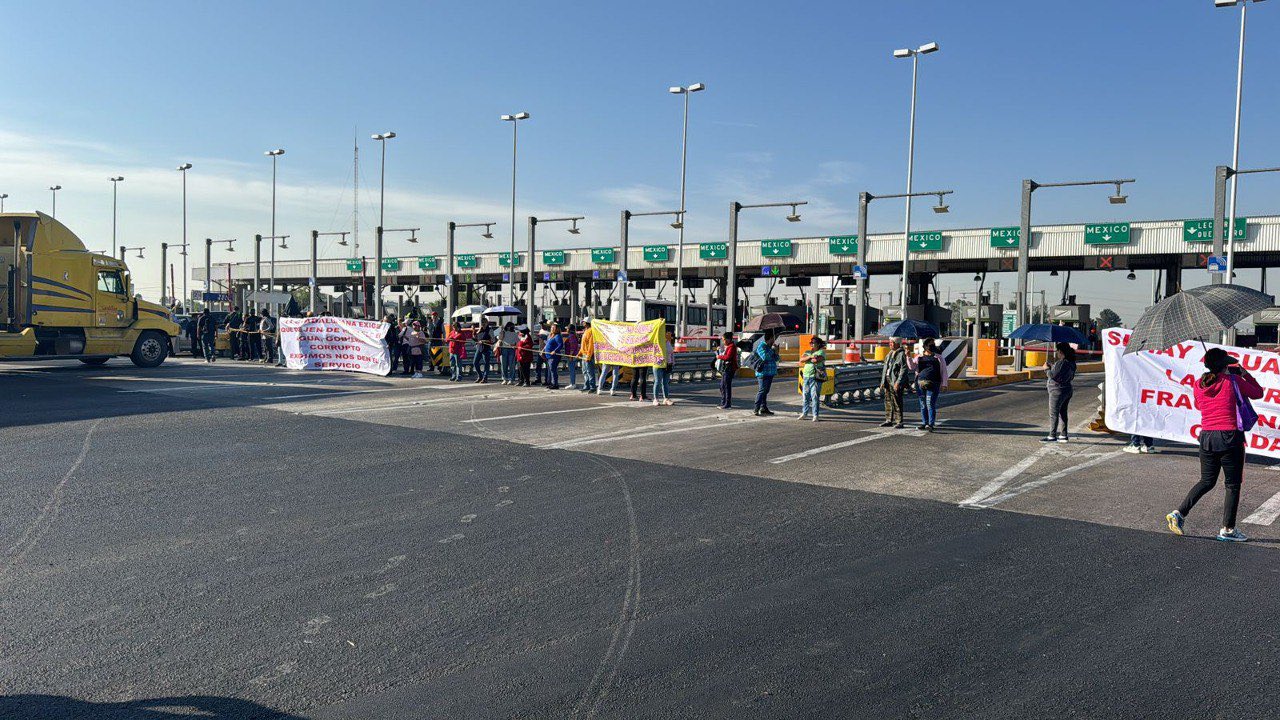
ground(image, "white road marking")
xmin=268 ymin=383 xmax=475 ymax=400
xmin=549 ymin=416 xmax=766 ymax=450
xmin=768 ymin=428 xmax=927 ymax=464
xmin=973 ymin=451 xmax=1123 ymax=508
xmin=959 ymin=447 xmax=1055 ymax=507
xmin=459 ymin=405 xmax=625 ymax=423
xmin=1243 ymin=489 xmax=1280 ymax=526
xmin=363 ymin=583 xmax=397 ymax=599
xmin=536 ymin=414 xmax=735 ymax=450
xmin=306 ymin=393 xmax=540 ymax=416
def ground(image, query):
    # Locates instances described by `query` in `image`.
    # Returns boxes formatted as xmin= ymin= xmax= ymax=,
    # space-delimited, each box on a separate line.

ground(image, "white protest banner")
xmin=280 ymin=316 xmax=390 ymax=376
xmin=1103 ymin=327 xmax=1280 ymax=457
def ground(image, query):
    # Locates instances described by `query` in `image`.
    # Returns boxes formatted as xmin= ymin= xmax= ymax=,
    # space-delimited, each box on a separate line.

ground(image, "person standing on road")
xmin=543 ymin=323 xmax=564 ymax=390
xmin=1041 ymin=342 xmax=1077 ymax=443
xmin=564 ymin=324 xmax=581 ymax=389
xmin=447 ymin=323 xmax=468 ymax=381
xmin=1166 ymin=348 xmax=1264 ymax=542
xmin=908 ymin=337 xmax=947 ymax=431
xmin=259 ymin=308 xmax=276 ymax=365
xmin=515 ymin=328 xmax=534 ymax=386
xmin=185 ymin=315 xmax=201 ymax=358
xmin=579 ymin=320 xmax=597 ymax=393
xmin=403 ymin=320 xmax=427 ymax=378
xmin=243 ymin=307 xmax=262 ymax=361
xmin=224 ymin=306 xmax=243 ymax=360
xmin=384 ymin=314 xmax=401 ymax=374
xmin=473 ymin=319 xmax=495 ymax=384
xmin=653 ymin=328 xmax=675 ymax=406
xmin=426 ymin=311 xmax=445 ymax=373
xmin=1125 ymin=434 xmax=1157 ymax=455
xmin=879 ymin=338 xmax=908 ymax=428
xmin=532 ymin=324 xmax=547 ymax=386
xmin=798 ymin=335 xmax=827 ymax=422
xmin=753 ymin=330 xmax=780 ymax=416
xmin=716 ymin=331 xmax=738 ymax=409
xmin=197 ymin=308 xmax=217 ymax=363
xmin=500 ymin=321 xmax=519 ymax=385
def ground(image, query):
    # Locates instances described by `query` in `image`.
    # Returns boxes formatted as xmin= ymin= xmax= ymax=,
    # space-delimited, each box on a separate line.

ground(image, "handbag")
xmin=1232 ymin=375 xmax=1259 ymax=432
xmin=815 ymin=366 xmax=828 ymax=382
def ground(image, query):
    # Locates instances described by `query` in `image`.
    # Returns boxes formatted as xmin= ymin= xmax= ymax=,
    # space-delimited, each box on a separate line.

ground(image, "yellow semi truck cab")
xmin=0 ymin=212 xmax=179 ymax=367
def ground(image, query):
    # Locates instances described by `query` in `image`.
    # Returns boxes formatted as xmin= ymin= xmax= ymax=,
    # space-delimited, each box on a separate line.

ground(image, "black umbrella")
xmin=1124 ymin=283 xmax=1274 ymax=355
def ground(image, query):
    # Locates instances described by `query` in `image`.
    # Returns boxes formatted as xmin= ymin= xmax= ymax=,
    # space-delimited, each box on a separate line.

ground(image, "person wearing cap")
xmin=1166 ymin=347 xmax=1264 ymax=542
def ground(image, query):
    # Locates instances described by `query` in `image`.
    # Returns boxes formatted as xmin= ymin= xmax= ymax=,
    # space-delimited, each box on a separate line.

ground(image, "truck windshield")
xmin=96 ymin=270 xmax=125 ymax=295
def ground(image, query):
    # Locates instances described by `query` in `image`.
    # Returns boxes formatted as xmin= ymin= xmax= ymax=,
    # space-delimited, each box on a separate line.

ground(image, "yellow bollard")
xmin=873 ymin=345 xmax=890 ymax=361
xmin=1025 ymin=350 xmax=1047 ymax=367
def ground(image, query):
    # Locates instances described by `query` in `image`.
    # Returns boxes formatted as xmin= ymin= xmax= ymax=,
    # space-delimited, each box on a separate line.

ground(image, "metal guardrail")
xmin=671 ymin=351 xmax=717 ymax=382
xmin=826 ymin=362 xmax=885 ymax=406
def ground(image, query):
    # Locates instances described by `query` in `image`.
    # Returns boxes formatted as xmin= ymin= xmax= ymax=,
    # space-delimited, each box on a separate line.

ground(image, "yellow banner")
xmin=593 ymin=319 xmax=665 ymax=368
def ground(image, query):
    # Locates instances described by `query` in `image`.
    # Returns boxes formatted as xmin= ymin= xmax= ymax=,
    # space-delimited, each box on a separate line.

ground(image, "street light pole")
xmin=109 ymin=176 xmax=124 ymax=257
xmin=669 ymin=83 xmax=704 ymax=337
xmin=371 ymin=132 xmax=396 ymax=318
xmin=265 ymin=149 xmax=285 ymax=314
xmin=177 ymin=163 xmax=192 ymax=310
xmin=0 ymin=194 xmax=8 ymax=213
xmin=893 ymin=41 xmax=939 ymax=321
xmin=1217 ymin=0 xmax=1265 ymax=283
xmin=524 ymin=215 xmax=583 ymax=329
xmin=446 ymin=221 xmax=496 ymax=324
xmin=160 ymin=242 xmax=168 ymax=305
xmin=726 ymin=201 xmax=809 ymax=332
xmin=501 ymin=113 xmax=530 ymax=304
xmin=49 ymin=185 xmax=62 ymax=218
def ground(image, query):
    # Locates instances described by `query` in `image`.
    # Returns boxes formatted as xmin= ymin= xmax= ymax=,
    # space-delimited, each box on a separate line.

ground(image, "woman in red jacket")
xmin=515 ymin=329 xmax=534 ymax=387
xmin=715 ymin=331 xmax=738 ymax=409
xmin=1166 ymin=347 xmax=1264 ymax=542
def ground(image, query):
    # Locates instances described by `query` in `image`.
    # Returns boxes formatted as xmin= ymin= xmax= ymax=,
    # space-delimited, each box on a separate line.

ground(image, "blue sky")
xmin=5 ymin=0 xmax=1279 ymax=323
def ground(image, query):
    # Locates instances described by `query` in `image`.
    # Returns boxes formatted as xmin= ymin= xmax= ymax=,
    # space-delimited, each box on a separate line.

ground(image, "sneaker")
xmin=610 ymin=389 xmax=617 ymax=397
xmin=797 ymin=412 xmax=807 ymax=419
xmin=1217 ymin=528 xmax=1249 ymax=542
xmin=753 ymin=408 xmax=761 ymax=416
xmin=893 ymin=423 xmax=904 ymax=429
xmin=1057 ymin=436 xmax=1069 ymax=444
xmin=811 ymin=416 xmax=819 ymax=423
xmin=761 ymin=409 xmax=775 ymax=416
xmin=927 ymin=425 xmax=935 ymax=432
xmin=1040 ymin=436 xmax=1058 ymax=442
xmin=654 ymin=400 xmax=661 ymax=407
xmin=412 ymin=372 xmax=423 ymax=379
xmin=917 ymin=423 xmax=929 ymax=430
xmin=1143 ymin=446 xmax=1159 ymax=454
xmin=1163 ymin=511 xmax=1184 ymax=535
xmin=663 ymin=400 xmax=674 ymax=406
xmin=1123 ymin=445 xmax=1142 ymax=454
xmin=879 ymin=421 xmax=894 ymax=428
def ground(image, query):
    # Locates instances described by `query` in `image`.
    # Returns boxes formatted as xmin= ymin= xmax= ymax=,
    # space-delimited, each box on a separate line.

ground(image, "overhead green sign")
xmin=1183 ymin=218 xmax=1247 ymax=243
xmin=699 ymin=242 xmax=728 ymax=260
xmin=346 ymin=258 xmax=363 ymax=272
xmin=828 ymin=235 xmax=858 ymax=256
xmin=591 ymin=247 xmax=616 ymax=264
xmin=1002 ymin=310 xmax=1017 ymax=336
xmin=760 ymin=239 xmax=792 ymax=258
xmin=456 ymin=254 xmax=478 ymax=269
xmin=643 ymin=245 xmax=670 ymax=262
xmin=1084 ymin=222 xmax=1131 ymax=245
xmin=381 ymin=258 xmax=401 ymax=272
xmin=498 ymin=252 xmax=522 ymax=267
xmin=908 ymin=231 xmax=944 ymax=252
xmin=990 ymin=226 xmax=1021 ymax=249
xmin=542 ymin=249 xmax=566 ymax=266
xmin=417 ymin=256 xmax=438 ymax=271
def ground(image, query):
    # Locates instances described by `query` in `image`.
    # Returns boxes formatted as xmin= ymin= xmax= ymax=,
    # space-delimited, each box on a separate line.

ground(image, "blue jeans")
xmin=801 ymin=376 xmax=821 ymax=418
xmin=917 ymin=383 xmax=939 ymax=426
xmin=546 ymin=356 xmax=560 ymax=387
xmin=582 ymin=359 xmax=596 ymax=390
xmin=755 ymin=374 xmax=775 ymax=411
xmin=450 ymin=353 xmax=463 ymax=380
xmin=653 ymin=367 xmax=670 ymax=400
xmin=1130 ymin=434 xmax=1154 ymax=448
xmin=598 ymin=365 xmax=619 ymax=393
xmin=568 ymin=358 xmax=578 ymax=387
xmin=202 ymin=336 xmax=216 ymax=361
xmin=473 ymin=345 xmax=492 ymax=381
xmin=501 ymin=347 xmax=516 ymax=382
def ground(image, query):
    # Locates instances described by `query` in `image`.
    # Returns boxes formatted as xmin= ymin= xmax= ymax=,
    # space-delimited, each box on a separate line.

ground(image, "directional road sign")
xmin=591 ymin=248 xmax=616 ymax=264
xmin=828 ymin=235 xmax=858 ymax=256
xmin=643 ymin=245 xmax=670 ymax=262
xmin=498 ymin=252 xmax=522 ymax=267
xmin=761 ymin=239 xmax=792 ymax=258
xmin=456 ymin=254 xmax=478 ymax=269
xmin=381 ymin=258 xmax=401 ymax=272
xmin=908 ymin=231 xmax=944 ymax=252
xmin=542 ymin=250 xmax=566 ymax=266
xmin=990 ymin=227 xmax=1021 ymax=249
xmin=1183 ymin=218 xmax=1248 ymax=243
xmin=417 ymin=256 xmax=438 ymax=271
xmin=699 ymin=242 xmax=728 ymax=260
xmin=346 ymin=259 xmax=363 ymax=272
xmin=1084 ymin=222 xmax=1131 ymax=245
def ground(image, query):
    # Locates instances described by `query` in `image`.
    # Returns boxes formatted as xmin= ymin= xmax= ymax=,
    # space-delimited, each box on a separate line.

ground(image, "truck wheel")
xmin=130 ymin=331 xmax=169 ymax=368
xmin=79 ymin=357 xmax=110 ymax=366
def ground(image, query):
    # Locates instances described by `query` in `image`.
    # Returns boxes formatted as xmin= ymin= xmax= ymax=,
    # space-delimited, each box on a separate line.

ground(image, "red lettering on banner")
xmin=1265 ymin=388 xmax=1280 ymax=404
xmin=1141 ymin=388 xmax=1194 ymax=409
xmin=1191 ymin=424 xmax=1201 ymax=439
xmin=1164 ymin=369 xmax=1197 ymax=388
xmin=1258 ymin=414 xmax=1278 ymax=430
xmin=1106 ymin=329 xmax=1128 ymax=347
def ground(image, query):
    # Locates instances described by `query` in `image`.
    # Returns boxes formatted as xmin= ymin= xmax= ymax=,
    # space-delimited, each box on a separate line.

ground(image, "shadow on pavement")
xmin=0 ymin=695 xmax=307 ymax=719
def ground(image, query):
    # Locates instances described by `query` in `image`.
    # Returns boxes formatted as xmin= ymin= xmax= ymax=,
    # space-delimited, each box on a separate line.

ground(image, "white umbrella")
xmin=483 ymin=304 xmax=522 ymax=317
xmin=452 ymin=304 xmax=485 ymax=319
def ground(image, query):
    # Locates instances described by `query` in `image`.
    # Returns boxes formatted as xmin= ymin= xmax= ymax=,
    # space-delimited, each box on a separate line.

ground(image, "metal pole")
xmin=309 ymin=230 xmax=319 ymax=316
xmin=618 ymin=211 xmax=630 ymax=318
xmin=160 ymin=242 xmax=167 ymax=304
xmin=854 ymin=192 xmax=869 ymax=340
xmin=1212 ymin=165 xmax=1230 ymax=285
xmin=51 ymin=189 xmax=56 ymax=219
xmin=182 ymin=170 xmax=188 ymax=311
xmin=898 ymin=53 xmax=920 ymax=320
xmin=253 ymin=234 xmax=262 ymax=312
xmin=509 ymin=121 xmax=519 ymax=304
xmin=675 ymin=89 xmax=690 ymax=337
xmin=1014 ymin=179 xmax=1034 ymax=371
xmin=446 ymin=221 xmax=456 ymax=323
xmin=526 ymin=217 xmax=537 ymax=330
xmin=205 ymin=238 xmax=212 ymax=299
xmin=112 ymin=181 xmax=119 ymax=257
xmin=375 ymin=226 xmax=384 ymax=319
xmin=270 ymin=153 xmax=278 ymax=315
xmin=1225 ymin=1 xmax=1248 ymax=283
xmin=727 ymin=202 xmax=740 ymax=332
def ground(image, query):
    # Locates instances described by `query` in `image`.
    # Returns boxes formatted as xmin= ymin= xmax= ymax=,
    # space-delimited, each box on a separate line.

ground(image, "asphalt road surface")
xmin=4 ymin=357 xmax=1280 ymax=719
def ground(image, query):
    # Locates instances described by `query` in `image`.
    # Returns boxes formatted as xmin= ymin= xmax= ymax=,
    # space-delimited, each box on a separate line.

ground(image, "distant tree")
xmin=1097 ymin=308 xmax=1122 ymax=329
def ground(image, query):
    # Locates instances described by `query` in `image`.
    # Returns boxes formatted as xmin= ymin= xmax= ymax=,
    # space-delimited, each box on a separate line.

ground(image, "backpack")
xmin=743 ymin=340 xmax=764 ymax=371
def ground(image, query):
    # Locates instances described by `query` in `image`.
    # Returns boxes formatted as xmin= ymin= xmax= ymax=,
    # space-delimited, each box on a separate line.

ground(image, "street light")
xmin=445 ymin=221 xmax=497 ymax=322
xmin=49 ymin=185 xmax=62 ymax=218
xmin=501 ymin=112 xmax=531 ymax=304
xmin=119 ymin=245 xmax=144 ymax=261
xmin=205 ymin=237 xmax=236 ymax=310
xmin=1216 ymin=0 xmax=1266 ymax=282
xmin=109 ymin=176 xmax=124 ymax=256
xmin=0 ymin=194 xmax=7 ymax=212
xmin=1013 ymin=177 xmax=1135 ymax=370
xmin=618 ymin=209 xmax=684 ymax=322
xmin=264 ymin=148 xmax=285 ymax=314
xmin=371 ymin=132 xmax=396 ymax=318
xmin=525 ymin=215 xmax=583 ymax=330
xmin=177 ymin=163 xmax=192 ymax=310
xmin=668 ymin=82 xmax=705 ymax=337
xmin=892 ymin=40 xmax=940 ymax=321
xmin=726 ymin=200 xmax=808 ymax=331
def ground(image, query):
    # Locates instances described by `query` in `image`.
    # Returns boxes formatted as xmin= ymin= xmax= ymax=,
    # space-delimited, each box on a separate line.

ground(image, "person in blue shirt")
xmin=753 ymin=330 xmax=780 ymax=416
xmin=542 ymin=323 xmax=565 ymax=390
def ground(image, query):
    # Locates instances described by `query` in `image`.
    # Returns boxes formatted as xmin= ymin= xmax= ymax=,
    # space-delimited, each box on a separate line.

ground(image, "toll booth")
xmin=881 ymin=304 xmax=954 ymax=334
xmin=821 ymin=303 xmax=880 ymax=338
xmin=1253 ymin=308 xmax=1280 ymax=345
xmin=959 ymin=303 xmax=1006 ymax=339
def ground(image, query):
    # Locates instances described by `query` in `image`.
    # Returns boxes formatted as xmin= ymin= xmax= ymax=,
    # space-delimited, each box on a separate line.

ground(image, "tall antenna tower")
xmin=353 ymin=132 xmax=360 ymax=257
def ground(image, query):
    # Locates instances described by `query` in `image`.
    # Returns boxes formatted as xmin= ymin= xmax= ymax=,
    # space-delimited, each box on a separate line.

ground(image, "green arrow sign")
xmin=346 ymin=258 xmax=363 ymax=272
xmin=827 ymin=235 xmax=858 ymax=256
xmin=542 ymin=249 xmax=566 ymax=266
xmin=381 ymin=258 xmax=401 ymax=272
xmin=990 ymin=227 xmax=1021 ymax=248
xmin=908 ymin=231 xmax=944 ymax=252
xmin=1183 ymin=218 xmax=1247 ymax=243
xmin=456 ymin=254 xmax=478 ymax=269
xmin=498 ymin=252 xmax=522 ymax=267
xmin=1084 ymin=222 xmax=1131 ymax=245
xmin=761 ymin=239 xmax=793 ymax=258
xmin=417 ymin=256 xmax=438 ymax=271
xmin=643 ymin=245 xmax=670 ymax=262
xmin=591 ymin=247 xmax=616 ymax=264
xmin=699 ymin=242 xmax=728 ymax=260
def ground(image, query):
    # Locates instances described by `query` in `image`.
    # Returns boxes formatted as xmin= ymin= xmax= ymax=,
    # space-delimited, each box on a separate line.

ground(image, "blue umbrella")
xmin=878 ymin=319 xmax=940 ymax=339
xmin=1008 ymin=323 xmax=1087 ymax=345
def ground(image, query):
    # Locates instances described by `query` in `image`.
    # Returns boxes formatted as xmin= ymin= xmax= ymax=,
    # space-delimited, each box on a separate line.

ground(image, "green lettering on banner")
xmin=908 ymin=231 xmax=944 ymax=252
xmin=1084 ymin=223 xmax=1131 ymax=245
xmin=456 ymin=254 xmax=478 ymax=269
xmin=989 ymin=227 xmax=1020 ymax=249
xmin=699 ymin=242 xmax=728 ymax=260
xmin=1183 ymin=218 xmax=1248 ymax=243
xmin=643 ymin=245 xmax=670 ymax=262
xmin=591 ymin=248 xmax=616 ymax=264
xmin=760 ymin=239 xmax=792 ymax=258
xmin=828 ymin=235 xmax=858 ymax=256
xmin=542 ymin=250 xmax=566 ymax=266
